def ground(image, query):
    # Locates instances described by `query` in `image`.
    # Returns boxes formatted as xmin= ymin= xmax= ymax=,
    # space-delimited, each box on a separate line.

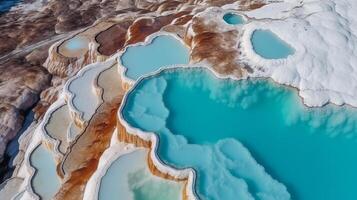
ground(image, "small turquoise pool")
xmin=251 ymin=30 xmax=294 ymax=59
xmin=30 ymin=144 xmax=60 ymax=200
xmin=122 ymin=68 xmax=357 ymax=200
xmin=120 ymin=35 xmax=189 ymax=80
xmin=223 ymin=13 xmax=245 ymax=25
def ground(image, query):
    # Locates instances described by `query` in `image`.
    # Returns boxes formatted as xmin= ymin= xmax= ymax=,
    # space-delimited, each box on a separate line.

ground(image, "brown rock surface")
xmin=0 ymin=58 xmax=51 ymax=160
xmin=96 ymin=20 xmax=133 ymax=56
xmin=54 ymin=96 xmax=122 ymax=200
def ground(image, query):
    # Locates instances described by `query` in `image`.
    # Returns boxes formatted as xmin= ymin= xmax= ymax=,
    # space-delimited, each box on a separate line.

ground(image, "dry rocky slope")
xmin=0 ymin=0 xmax=266 ymax=198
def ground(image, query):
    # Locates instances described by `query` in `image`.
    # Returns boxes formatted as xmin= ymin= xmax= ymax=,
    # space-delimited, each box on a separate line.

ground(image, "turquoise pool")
xmin=99 ymin=149 xmax=183 ymax=200
xmin=223 ymin=13 xmax=245 ymax=25
xmin=30 ymin=145 xmax=60 ymax=200
xmin=251 ymin=30 xmax=294 ymax=59
xmin=122 ymin=68 xmax=357 ymax=200
xmin=120 ymin=35 xmax=189 ymax=80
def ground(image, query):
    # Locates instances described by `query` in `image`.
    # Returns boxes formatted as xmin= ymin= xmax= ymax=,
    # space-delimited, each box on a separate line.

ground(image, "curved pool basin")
xmin=122 ymin=67 xmax=357 ymax=200
xmin=120 ymin=35 xmax=189 ymax=81
xmin=98 ymin=149 xmax=183 ymax=200
xmin=223 ymin=13 xmax=245 ymax=25
xmin=59 ymin=36 xmax=90 ymax=58
xmin=30 ymin=144 xmax=60 ymax=200
xmin=251 ymin=29 xmax=294 ymax=59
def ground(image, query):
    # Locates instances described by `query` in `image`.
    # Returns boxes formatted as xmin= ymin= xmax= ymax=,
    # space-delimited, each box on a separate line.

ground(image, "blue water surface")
xmin=0 ymin=0 xmax=21 ymax=14
xmin=120 ymin=35 xmax=189 ymax=80
xmin=251 ymin=30 xmax=294 ymax=59
xmin=123 ymin=68 xmax=357 ymax=200
xmin=223 ymin=13 xmax=245 ymax=25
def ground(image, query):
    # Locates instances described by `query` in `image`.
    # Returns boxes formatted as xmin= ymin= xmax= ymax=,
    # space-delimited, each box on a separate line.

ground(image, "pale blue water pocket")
xmin=64 ymin=37 xmax=88 ymax=51
xmin=223 ymin=13 xmax=245 ymax=25
xmin=120 ymin=35 xmax=189 ymax=80
xmin=30 ymin=145 xmax=60 ymax=200
xmin=251 ymin=30 xmax=294 ymax=59
xmin=122 ymin=67 xmax=357 ymax=200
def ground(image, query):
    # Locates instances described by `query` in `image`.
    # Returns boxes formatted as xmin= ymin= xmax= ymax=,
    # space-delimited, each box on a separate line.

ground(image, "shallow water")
xmin=99 ymin=149 xmax=182 ymax=200
xmin=120 ymin=35 xmax=189 ymax=80
xmin=64 ymin=37 xmax=88 ymax=51
xmin=123 ymin=68 xmax=357 ymax=200
xmin=251 ymin=30 xmax=294 ymax=59
xmin=30 ymin=144 xmax=60 ymax=200
xmin=223 ymin=13 xmax=245 ymax=25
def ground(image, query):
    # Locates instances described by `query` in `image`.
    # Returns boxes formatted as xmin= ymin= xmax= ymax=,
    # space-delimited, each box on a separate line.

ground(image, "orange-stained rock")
xmin=125 ymin=11 xmax=189 ymax=45
xmin=187 ymin=13 xmax=246 ymax=78
xmin=54 ymin=97 xmax=122 ymax=200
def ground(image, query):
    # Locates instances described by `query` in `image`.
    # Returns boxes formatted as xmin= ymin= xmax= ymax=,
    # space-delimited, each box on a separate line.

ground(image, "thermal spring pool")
xmin=30 ymin=144 xmax=60 ymax=200
xmin=120 ymin=35 xmax=189 ymax=80
xmin=98 ymin=149 xmax=183 ymax=200
xmin=122 ymin=68 xmax=357 ymax=200
xmin=59 ymin=36 xmax=90 ymax=58
xmin=251 ymin=30 xmax=294 ymax=59
xmin=223 ymin=13 xmax=245 ymax=25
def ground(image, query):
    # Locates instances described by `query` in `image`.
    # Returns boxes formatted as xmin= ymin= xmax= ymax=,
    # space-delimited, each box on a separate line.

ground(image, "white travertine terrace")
xmin=239 ymin=0 xmax=357 ymax=107
xmin=65 ymin=56 xmax=118 ymax=125
xmin=44 ymin=104 xmax=72 ymax=154
xmin=3 ymin=0 xmax=357 ymax=199
xmin=0 ymin=177 xmax=24 ymax=198
xmin=83 ymin=130 xmax=184 ymax=200
xmin=83 ymin=130 xmax=138 ymax=200
xmin=4 ymin=54 xmax=123 ymax=199
xmin=11 ymin=57 xmax=194 ymax=200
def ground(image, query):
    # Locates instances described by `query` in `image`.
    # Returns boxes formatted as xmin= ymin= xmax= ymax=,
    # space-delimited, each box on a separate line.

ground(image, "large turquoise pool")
xmin=251 ymin=30 xmax=294 ymax=59
xmin=120 ymin=35 xmax=189 ymax=80
xmin=122 ymin=68 xmax=357 ymax=200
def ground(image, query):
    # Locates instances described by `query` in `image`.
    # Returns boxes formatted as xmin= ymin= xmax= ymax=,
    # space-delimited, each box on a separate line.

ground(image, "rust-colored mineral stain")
xmin=54 ymin=98 xmax=121 ymax=200
xmin=125 ymin=11 xmax=189 ymax=46
xmin=188 ymin=16 xmax=245 ymax=77
xmin=173 ymin=15 xmax=193 ymax=26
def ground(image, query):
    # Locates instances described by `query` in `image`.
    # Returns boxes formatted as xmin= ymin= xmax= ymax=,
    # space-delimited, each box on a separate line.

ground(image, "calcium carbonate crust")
xmin=239 ymin=0 xmax=357 ymax=108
